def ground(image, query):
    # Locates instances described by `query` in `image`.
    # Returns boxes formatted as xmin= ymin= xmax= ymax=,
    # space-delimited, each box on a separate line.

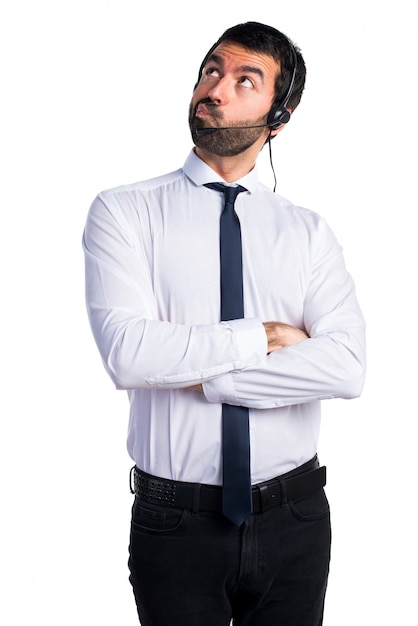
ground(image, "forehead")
xmin=205 ymin=41 xmax=280 ymax=82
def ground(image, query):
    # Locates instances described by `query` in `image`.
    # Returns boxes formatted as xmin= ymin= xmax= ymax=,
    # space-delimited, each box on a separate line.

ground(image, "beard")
xmin=188 ymin=100 xmax=268 ymax=157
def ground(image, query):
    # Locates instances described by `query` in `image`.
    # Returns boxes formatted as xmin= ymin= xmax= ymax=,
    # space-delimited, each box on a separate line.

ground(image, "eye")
xmin=238 ymin=76 xmax=254 ymax=88
xmin=205 ymin=66 xmax=220 ymax=78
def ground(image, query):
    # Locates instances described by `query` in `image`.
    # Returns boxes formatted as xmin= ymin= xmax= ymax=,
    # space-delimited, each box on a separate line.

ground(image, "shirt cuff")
xmin=225 ymin=317 xmax=267 ymax=364
xmin=203 ymin=318 xmax=266 ymax=404
xmin=203 ymin=371 xmax=236 ymax=404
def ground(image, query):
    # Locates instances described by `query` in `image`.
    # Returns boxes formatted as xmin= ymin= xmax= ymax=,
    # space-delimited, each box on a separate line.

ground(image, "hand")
xmin=186 ymin=384 xmax=203 ymax=392
xmin=263 ymin=322 xmax=309 ymax=353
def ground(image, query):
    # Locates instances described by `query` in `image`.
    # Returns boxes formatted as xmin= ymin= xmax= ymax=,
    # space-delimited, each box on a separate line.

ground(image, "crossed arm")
xmin=188 ymin=322 xmax=308 ymax=392
xmin=83 ymin=194 xmax=366 ymax=406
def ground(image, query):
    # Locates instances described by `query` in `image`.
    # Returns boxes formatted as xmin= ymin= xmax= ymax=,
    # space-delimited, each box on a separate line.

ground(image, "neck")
xmin=194 ymin=138 xmax=264 ymax=183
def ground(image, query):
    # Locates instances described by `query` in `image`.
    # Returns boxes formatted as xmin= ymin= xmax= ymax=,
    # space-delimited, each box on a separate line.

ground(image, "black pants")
xmin=128 ymin=462 xmax=331 ymax=626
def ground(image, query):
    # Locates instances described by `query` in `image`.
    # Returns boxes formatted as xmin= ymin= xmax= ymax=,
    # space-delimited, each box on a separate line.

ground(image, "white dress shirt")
xmin=83 ymin=149 xmax=366 ymax=485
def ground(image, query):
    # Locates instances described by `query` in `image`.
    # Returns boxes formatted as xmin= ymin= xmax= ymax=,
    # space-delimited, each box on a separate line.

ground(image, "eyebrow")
xmin=206 ymin=53 xmax=265 ymax=81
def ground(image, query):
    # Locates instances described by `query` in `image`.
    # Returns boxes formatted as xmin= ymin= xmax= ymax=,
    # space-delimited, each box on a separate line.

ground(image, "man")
xmin=83 ymin=21 xmax=366 ymax=626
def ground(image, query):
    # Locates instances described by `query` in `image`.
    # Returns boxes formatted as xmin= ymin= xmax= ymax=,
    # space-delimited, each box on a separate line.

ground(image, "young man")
xmin=83 ymin=22 xmax=366 ymax=626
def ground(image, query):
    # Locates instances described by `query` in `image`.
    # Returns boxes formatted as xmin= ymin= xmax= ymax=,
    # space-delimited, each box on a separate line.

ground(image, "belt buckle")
xmin=258 ymin=481 xmax=282 ymax=512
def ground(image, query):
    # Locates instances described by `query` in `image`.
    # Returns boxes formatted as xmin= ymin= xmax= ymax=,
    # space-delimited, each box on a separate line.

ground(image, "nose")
xmin=207 ymin=76 xmax=230 ymax=105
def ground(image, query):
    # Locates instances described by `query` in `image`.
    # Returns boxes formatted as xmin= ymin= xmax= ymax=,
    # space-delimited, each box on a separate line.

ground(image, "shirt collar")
xmin=183 ymin=149 xmax=259 ymax=192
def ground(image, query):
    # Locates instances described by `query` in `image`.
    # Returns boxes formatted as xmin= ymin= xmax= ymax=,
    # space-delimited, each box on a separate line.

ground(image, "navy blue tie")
xmin=204 ymin=182 xmax=252 ymax=527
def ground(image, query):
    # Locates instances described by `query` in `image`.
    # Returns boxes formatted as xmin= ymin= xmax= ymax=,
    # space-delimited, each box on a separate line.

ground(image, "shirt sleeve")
xmin=82 ymin=193 xmax=267 ymax=390
xmin=202 ymin=217 xmax=366 ymax=408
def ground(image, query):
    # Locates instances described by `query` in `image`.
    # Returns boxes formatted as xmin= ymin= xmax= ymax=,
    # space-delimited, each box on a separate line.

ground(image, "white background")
xmin=1 ymin=0 xmax=417 ymax=624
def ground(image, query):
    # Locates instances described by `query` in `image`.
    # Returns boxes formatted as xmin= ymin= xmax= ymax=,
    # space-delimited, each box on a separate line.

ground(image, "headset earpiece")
xmin=267 ymin=41 xmax=298 ymax=131
xmin=267 ymin=106 xmax=292 ymax=130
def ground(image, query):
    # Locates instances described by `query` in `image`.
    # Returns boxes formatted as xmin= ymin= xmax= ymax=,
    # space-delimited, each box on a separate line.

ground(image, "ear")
xmin=269 ymin=124 xmax=287 ymax=138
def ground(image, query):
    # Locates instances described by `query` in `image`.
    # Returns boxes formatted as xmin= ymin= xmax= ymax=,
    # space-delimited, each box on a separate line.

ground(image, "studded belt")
xmin=130 ymin=455 xmax=326 ymax=514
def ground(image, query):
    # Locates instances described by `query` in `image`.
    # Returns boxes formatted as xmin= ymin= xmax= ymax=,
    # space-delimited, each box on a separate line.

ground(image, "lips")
xmin=191 ymin=100 xmax=223 ymax=136
xmin=195 ymin=103 xmax=211 ymax=118
xmin=194 ymin=99 xmax=223 ymax=120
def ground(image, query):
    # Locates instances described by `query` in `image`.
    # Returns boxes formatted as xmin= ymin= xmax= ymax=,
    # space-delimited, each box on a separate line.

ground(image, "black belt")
xmin=130 ymin=456 xmax=326 ymax=514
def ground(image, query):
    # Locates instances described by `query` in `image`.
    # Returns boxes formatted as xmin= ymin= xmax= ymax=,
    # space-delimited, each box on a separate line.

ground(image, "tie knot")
xmin=204 ymin=182 xmax=247 ymax=205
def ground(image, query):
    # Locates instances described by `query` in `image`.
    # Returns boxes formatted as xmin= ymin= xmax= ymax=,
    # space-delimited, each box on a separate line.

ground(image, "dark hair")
xmin=197 ymin=21 xmax=306 ymax=113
